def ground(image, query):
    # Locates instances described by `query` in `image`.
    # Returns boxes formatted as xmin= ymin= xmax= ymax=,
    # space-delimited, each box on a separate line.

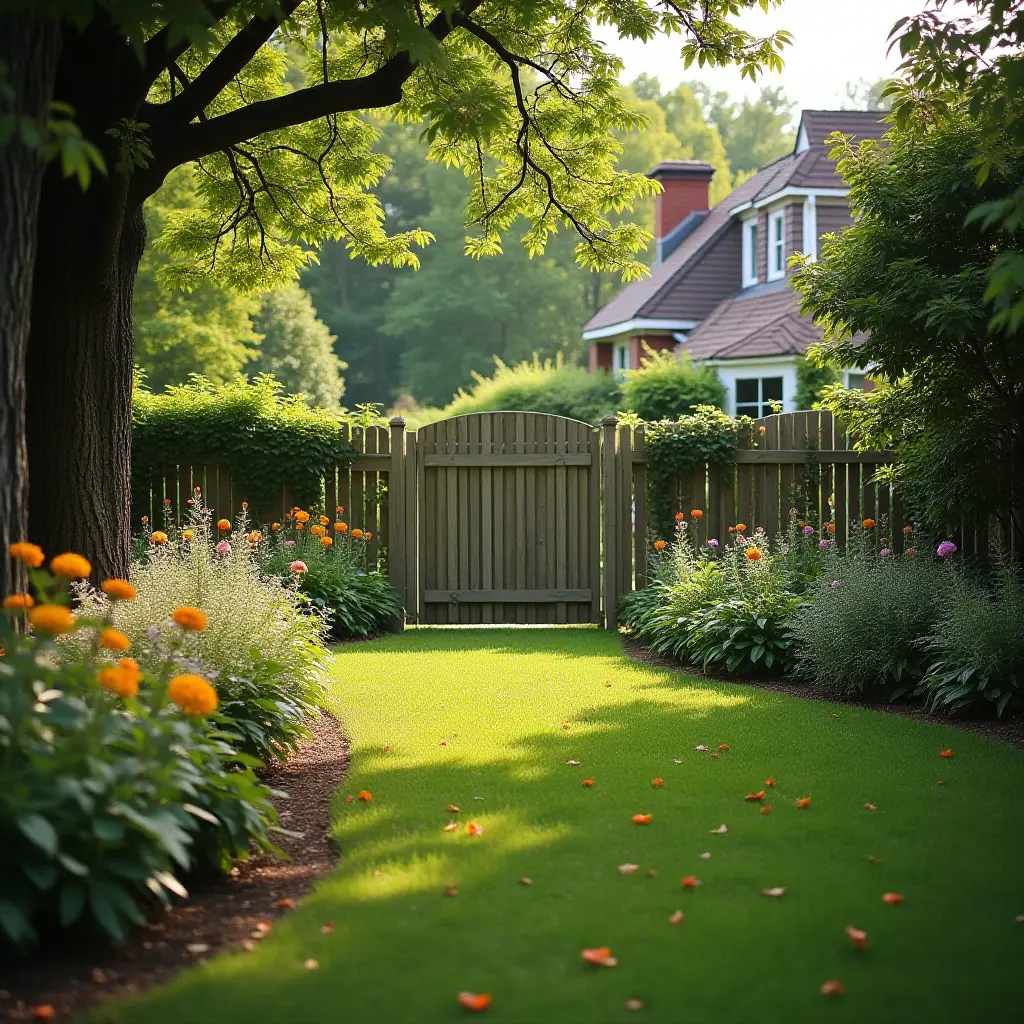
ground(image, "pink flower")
xmin=802 ymin=525 xmax=814 ymax=536
xmin=216 ymin=541 xmax=231 ymax=554
xmin=290 ymin=560 xmax=308 ymax=573
xmin=906 ymin=547 xmax=917 ymax=557
xmin=819 ymin=539 xmax=830 ymax=550
xmin=936 ymin=541 xmax=958 ymax=558
xmin=830 ymin=580 xmax=841 ymax=588
xmin=283 ymin=540 xmax=296 ymax=548
xmin=707 ymin=538 xmax=720 ymax=548
xmin=879 ymin=548 xmax=891 ymax=557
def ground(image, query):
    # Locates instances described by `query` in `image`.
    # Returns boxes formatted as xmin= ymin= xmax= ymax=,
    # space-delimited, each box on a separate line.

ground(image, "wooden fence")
xmin=133 ymin=410 xmax=1002 ymax=629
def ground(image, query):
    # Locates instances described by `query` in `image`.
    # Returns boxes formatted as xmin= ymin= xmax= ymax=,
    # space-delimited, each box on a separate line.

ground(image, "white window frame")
xmin=741 ymin=216 xmax=759 ymax=288
xmin=767 ymin=209 xmax=786 ymax=281
xmin=801 ymin=194 xmax=818 ymax=262
xmin=734 ymin=375 xmax=785 ymax=418
xmin=613 ymin=342 xmax=630 ymax=379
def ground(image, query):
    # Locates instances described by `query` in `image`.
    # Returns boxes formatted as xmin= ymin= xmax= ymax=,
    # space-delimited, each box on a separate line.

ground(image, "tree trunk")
xmin=0 ymin=15 xmax=61 ymax=597
xmin=26 ymin=178 xmax=144 ymax=581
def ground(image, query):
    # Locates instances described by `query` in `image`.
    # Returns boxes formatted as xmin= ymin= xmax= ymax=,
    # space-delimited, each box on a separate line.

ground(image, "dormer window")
xmin=741 ymin=218 xmax=758 ymax=288
xmin=767 ymin=210 xmax=786 ymax=281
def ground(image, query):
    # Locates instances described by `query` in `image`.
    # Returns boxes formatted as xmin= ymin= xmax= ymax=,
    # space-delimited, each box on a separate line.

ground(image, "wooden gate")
xmin=408 ymin=413 xmax=601 ymax=624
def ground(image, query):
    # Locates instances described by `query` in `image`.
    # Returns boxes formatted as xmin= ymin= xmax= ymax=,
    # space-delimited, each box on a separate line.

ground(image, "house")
xmin=583 ymin=109 xmax=885 ymax=416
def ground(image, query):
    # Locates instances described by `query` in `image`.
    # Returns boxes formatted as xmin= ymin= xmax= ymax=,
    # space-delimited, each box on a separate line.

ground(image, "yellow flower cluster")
xmin=98 ymin=658 xmax=141 ymax=698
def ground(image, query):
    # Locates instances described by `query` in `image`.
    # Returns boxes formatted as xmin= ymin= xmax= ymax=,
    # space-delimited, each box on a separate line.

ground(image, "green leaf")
xmin=17 ymin=813 xmax=58 ymax=857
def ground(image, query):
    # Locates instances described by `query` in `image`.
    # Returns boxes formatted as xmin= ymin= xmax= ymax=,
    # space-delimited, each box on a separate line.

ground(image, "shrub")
xmin=620 ymin=348 xmax=725 ymax=421
xmin=70 ymin=497 xmax=331 ymax=761
xmin=445 ymin=355 xmax=619 ymax=424
xmin=257 ymin=518 xmax=401 ymax=638
xmin=791 ymin=550 xmax=951 ymax=699
xmin=918 ymin=563 xmax=1024 ymax=717
xmin=0 ymin=559 xmax=278 ymax=948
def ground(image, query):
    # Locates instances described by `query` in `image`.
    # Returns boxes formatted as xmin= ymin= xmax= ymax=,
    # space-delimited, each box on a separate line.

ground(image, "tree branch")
xmin=141 ymin=2 xmax=236 ymax=87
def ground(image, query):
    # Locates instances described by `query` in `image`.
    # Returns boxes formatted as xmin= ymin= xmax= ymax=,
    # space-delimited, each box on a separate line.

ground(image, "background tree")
xmin=247 ymin=283 xmax=346 ymax=410
xmin=0 ymin=0 xmax=791 ymax=579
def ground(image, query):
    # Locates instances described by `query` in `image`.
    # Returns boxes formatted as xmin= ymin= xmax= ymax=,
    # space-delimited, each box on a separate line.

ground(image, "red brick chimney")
xmin=648 ymin=161 xmax=715 ymax=263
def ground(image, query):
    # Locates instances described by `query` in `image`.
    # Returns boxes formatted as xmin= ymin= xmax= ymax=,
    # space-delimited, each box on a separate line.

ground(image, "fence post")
xmin=388 ymin=416 xmax=407 ymax=630
xmin=601 ymin=416 xmax=618 ymax=630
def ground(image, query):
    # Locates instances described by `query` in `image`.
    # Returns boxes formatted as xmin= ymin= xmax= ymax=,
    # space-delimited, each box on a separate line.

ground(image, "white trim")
xmin=802 ymin=194 xmax=818 ymax=262
xmin=741 ymin=217 xmax=759 ymax=288
xmin=796 ymin=122 xmax=809 ymax=154
xmin=729 ymin=186 xmax=848 ymax=217
xmin=699 ymin=354 xmax=797 ymax=369
xmin=766 ymin=209 xmax=785 ymax=282
xmin=582 ymin=317 xmax=699 ymax=340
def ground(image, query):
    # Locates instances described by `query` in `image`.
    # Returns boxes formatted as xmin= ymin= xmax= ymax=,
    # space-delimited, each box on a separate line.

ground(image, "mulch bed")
xmin=621 ymin=636 xmax=1024 ymax=750
xmin=0 ymin=715 xmax=349 ymax=1023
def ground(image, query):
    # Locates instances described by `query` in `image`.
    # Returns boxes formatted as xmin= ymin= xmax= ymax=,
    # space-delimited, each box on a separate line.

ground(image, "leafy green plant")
xmin=70 ymin=496 xmax=331 ymax=762
xmin=791 ymin=551 xmax=951 ymax=699
xmin=643 ymin=407 xmax=749 ymax=537
xmin=684 ymin=592 xmax=798 ymax=675
xmin=132 ymin=375 xmax=358 ymax=520
xmin=917 ymin=563 xmax=1024 ymax=717
xmin=620 ymin=348 xmax=725 ymax=422
xmin=0 ymin=560 xmax=279 ymax=949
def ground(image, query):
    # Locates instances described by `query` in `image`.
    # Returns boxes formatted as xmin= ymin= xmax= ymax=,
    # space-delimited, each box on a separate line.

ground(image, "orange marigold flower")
xmin=795 ymin=796 xmax=811 ymax=809
xmin=101 ymin=578 xmax=136 ymax=600
xmin=98 ymin=660 xmax=140 ymax=699
xmin=358 ymin=790 xmax=372 ymax=802
xmin=151 ymin=530 xmax=168 ymax=545
xmin=9 ymin=542 xmax=44 ymax=568
xmin=336 ymin=505 xmax=344 ymax=514
xmin=457 ymin=991 xmax=492 ymax=1012
xmin=320 ymin=536 xmax=333 ymax=547
xmin=745 ymin=546 xmax=762 ymax=561
xmin=99 ymin=628 xmax=130 ymax=652
xmin=654 ymin=538 xmax=668 ymax=551
xmin=181 ymin=529 xmax=194 ymax=542
xmin=310 ymin=524 xmax=326 ymax=537
xmin=364 ymin=532 xmax=372 ymax=541
xmin=3 ymin=593 xmax=35 ymax=609
xmin=336 ymin=522 xmax=348 ymax=534
xmin=826 ymin=522 xmax=836 ymax=534
xmin=581 ymin=947 xmax=618 ymax=967
xmin=632 ymin=813 xmax=652 ymax=825
xmin=248 ymin=530 xmax=263 ymax=544
xmin=652 ymin=778 xmax=664 ymax=788
xmin=172 ymin=606 xmax=208 ymax=631
xmin=582 ymin=779 xmax=595 ymax=787
xmin=294 ymin=510 xmax=310 ymax=523
xmin=691 ymin=509 xmax=704 ymax=519
xmin=50 ymin=552 xmax=91 ymax=578
xmin=295 ymin=521 xmax=304 ymax=530
xmin=862 ymin=518 xmax=876 ymax=529
xmin=29 ymin=604 xmax=75 ymax=634
xmin=217 ymin=518 xmax=232 ymax=531
xmin=141 ymin=516 xmax=149 ymax=524
xmin=351 ymin=528 xmax=363 ymax=539
xmin=168 ymin=674 xmax=218 ymax=716
xmin=319 ymin=515 xmax=330 ymax=525
xmin=271 ymin=522 xmax=281 ymax=531
xmin=735 ymin=523 xmax=747 ymax=533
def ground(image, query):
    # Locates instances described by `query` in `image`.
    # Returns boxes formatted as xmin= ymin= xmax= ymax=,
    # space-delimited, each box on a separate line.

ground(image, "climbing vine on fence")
xmin=132 ymin=375 xmax=360 ymax=517
xmin=643 ymin=406 xmax=750 ymax=537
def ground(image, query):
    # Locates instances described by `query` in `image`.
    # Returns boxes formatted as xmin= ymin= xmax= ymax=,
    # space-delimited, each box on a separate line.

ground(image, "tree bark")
xmin=0 ymin=15 xmax=61 ymax=597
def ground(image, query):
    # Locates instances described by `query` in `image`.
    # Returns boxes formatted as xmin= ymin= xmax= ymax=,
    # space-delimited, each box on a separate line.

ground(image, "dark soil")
xmin=0 ymin=715 xmax=348 ymax=1022
xmin=621 ymin=636 xmax=1024 ymax=750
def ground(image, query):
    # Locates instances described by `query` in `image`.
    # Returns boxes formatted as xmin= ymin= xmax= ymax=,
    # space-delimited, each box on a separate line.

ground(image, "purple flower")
xmin=819 ymin=539 xmax=830 ymax=550
xmin=707 ymin=538 xmax=720 ymax=548
xmin=216 ymin=541 xmax=231 ymax=554
xmin=802 ymin=525 xmax=814 ymax=536
xmin=283 ymin=540 xmax=296 ymax=548
xmin=936 ymin=540 xmax=958 ymax=559
xmin=830 ymin=580 xmax=841 ymax=588
xmin=879 ymin=548 xmax=891 ymax=557
xmin=906 ymin=547 xmax=917 ymax=557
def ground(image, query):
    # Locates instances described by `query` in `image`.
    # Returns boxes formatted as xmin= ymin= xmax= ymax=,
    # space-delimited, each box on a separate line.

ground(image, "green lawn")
xmin=104 ymin=629 xmax=1024 ymax=1023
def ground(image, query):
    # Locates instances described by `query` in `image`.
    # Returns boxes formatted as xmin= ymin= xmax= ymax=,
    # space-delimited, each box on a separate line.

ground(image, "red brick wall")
xmin=655 ymin=178 xmax=710 ymax=239
xmin=590 ymin=341 xmax=612 ymax=372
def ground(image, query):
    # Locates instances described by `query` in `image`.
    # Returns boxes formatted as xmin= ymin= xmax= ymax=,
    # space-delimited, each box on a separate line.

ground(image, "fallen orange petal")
xmin=765 ymin=777 xmax=776 ymax=787
xmin=710 ymin=753 xmax=720 ymax=759
xmin=652 ymin=778 xmax=664 ymax=788
xmin=447 ymin=804 xmax=461 ymax=812
xmin=744 ymin=791 xmax=765 ymax=802
xmin=581 ymin=946 xmax=618 ymax=967
xmin=718 ymin=744 xmax=729 ymax=751
xmin=632 ymin=813 xmax=652 ymax=825
xmin=345 ymin=795 xmax=353 ymax=803
xmin=681 ymin=875 xmax=700 ymax=889
xmin=466 ymin=822 xmax=484 ymax=836
xmin=444 ymin=885 xmax=459 ymax=897
xmin=275 ymin=897 xmax=296 ymax=910
xmin=820 ymin=980 xmax=845 ymax=996
xmin=358 ymin=790 xmax=372 ymax=802
xmin=760 ymin=805 xmax=772 ymax=815
xmin=845 ymin=925 xmax=868 ymax=949
xmin=864 ymin=802 xmax=877 ymax=811
xmin=795 ymin=796 xmax=811 ymax=809
xmin=882 ymin=892 xmax=904 ymax=905
xmin=443 ymin=822 xmax=459 ymax=831
xmin=668 ymin=909 xmax=684 ymax=925
xmin=31 ymin=1008 xmax=56 ymax=1022
xmin=583 ymin=779 xmax=595 ymax=787
xmin=457 ymin=992 xmax=492 ymax=1012
xmin=320 ymin=921 xmax=336 ymax=935
xmin=940 ymin=749 xmax=953 ymax=758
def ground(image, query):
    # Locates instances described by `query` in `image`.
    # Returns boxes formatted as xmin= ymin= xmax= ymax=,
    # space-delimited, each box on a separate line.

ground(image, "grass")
xmin=102 ymin=628 xmax=1024 ymax=1023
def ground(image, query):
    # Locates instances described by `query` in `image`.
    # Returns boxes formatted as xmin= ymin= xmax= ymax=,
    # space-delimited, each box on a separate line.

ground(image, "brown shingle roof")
xmin=583 ymin=109 xmax=888 ymax=334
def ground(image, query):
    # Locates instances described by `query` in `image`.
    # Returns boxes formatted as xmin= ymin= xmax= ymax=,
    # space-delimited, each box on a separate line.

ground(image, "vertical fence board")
xmin=633 ymin=427 xmax=647 ymax=589
xmin=457 ymin=417 xmax=471 ymax=624
xmin=602 ymin=418 xmax=618 ymax=629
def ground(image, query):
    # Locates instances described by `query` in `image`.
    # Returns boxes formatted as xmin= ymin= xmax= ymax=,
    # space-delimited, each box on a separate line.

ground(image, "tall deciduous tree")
xmin=0 ymin=0 xmax=790 ymax=580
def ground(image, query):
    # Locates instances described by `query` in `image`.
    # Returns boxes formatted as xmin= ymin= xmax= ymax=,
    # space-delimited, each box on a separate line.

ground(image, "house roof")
xmin=678 ymin=284 xmax=821 ymax=360
xmin=583 ymin=109 xmax=888 ymax=335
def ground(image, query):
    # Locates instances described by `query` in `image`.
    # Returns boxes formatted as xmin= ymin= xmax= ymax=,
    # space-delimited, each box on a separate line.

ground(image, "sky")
xmin=609 ymin=0 xmax=937 ymax=111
